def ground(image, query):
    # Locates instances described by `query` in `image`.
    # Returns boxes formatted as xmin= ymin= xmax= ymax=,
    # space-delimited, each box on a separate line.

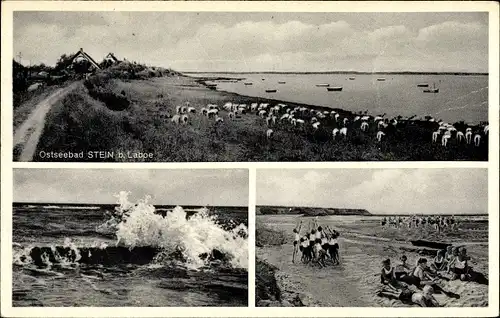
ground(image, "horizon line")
xmin=183 ymin=70 xmax=488 ymax=75
xmin=13 ymin=201 xmax=248 ymax=208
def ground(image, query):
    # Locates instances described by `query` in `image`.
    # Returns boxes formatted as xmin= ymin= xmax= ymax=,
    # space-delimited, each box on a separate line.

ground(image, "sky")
xmin=13 ymin=169 xmax=248 ymax=206
xmin=13 ymin=12 xmax=488 ymax=72
xmin=257 ymin=169 xmax=488 ymax=215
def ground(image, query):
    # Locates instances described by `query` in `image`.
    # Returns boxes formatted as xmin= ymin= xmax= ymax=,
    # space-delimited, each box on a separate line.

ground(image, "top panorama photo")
xmin=12 ymin=12 xmax=489 ymax=162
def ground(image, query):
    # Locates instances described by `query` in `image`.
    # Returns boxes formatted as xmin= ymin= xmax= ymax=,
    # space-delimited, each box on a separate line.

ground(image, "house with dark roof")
xmin=70 ymin=48 xmax=101 ymax=71
xmin=104 ymin=53 xmax=120 ymax=64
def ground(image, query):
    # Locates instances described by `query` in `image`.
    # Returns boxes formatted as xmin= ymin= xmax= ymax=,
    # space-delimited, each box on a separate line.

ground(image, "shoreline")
xmin=185 ymin=71 xmax=489 ymax=76
xmin=191 ymin=75 xmax=486 ymax=126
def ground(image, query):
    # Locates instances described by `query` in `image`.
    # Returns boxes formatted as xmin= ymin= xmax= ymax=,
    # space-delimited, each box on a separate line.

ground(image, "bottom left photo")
xmin=11 ymin=168 xmax=249 ymax=307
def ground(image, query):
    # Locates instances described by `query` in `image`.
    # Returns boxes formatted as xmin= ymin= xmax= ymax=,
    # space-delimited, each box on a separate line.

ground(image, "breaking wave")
xmin=13 ymin=191 xmax=248 ymax=270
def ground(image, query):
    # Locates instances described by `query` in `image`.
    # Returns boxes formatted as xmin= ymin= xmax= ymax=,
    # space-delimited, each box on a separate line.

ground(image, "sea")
xmin=186 ymin=73 xmax=488 ymax=124
xmin=12 ymin=192 xmax=248 ymax=307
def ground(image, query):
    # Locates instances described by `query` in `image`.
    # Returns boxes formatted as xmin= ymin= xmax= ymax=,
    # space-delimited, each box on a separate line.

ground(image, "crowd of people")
xmin=377 ymin=246 xmax=472 ymax=306
xmin=381 ymin=215 xmax=459 ymax=233
xmin=292 ymin=220 xmax=341 ymax=267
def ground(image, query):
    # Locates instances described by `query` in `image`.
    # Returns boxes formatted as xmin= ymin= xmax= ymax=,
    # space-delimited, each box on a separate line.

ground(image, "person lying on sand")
xmin=292 ymin=221 xmax=303 ymax=263
xmin=378 ymin=284 xmax=441 ymax=307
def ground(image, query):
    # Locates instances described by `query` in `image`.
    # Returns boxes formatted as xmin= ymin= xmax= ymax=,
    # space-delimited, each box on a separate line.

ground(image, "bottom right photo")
xmin=255 ymin=168 xmax=488 ymax=307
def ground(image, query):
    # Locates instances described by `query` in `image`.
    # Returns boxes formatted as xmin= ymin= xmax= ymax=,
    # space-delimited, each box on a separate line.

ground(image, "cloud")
xmin=257 ymin=169 xmax=487 ymax=215
xmin=13 ymin=13 xmax=488 ymax=72
xmin=14 ymin=169 xmax=248 ymax=206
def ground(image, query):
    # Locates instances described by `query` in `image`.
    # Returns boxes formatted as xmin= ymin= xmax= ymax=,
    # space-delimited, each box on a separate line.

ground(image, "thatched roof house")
xmin=70 ymin=48 xmax=101 ymax=70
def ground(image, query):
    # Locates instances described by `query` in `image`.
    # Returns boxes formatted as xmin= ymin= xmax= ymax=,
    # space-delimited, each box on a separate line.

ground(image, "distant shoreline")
xmin=13 ymin=202 xmax=248 ymax=209
xmin=184 ymin=71 xmax=488 ymax=76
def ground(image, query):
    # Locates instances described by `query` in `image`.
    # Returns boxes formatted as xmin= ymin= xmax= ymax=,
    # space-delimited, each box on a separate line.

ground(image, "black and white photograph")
xmin=12 ymin=169 xmax=249 ymax=307
xmin=255 ymin=169 xmax=488 ymax=307
xmin=12 ymin=11 xmax=489 ymax=162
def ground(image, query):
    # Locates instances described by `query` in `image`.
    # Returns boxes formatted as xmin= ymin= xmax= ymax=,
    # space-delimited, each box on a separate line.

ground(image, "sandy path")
xmin=13 ymin=82 xmax=80 ymax=161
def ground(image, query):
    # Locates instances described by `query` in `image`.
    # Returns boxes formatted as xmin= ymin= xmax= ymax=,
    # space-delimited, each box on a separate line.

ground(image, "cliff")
xmin=257 ymin=206 xmax=372 ymax=216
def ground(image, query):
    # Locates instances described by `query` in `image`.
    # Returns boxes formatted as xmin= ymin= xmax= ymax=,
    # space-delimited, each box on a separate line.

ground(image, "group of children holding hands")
xmin=378 ymin=245 xmax=472 ymax=306
xmin=292 ymin=219 xmax=341 ymax=267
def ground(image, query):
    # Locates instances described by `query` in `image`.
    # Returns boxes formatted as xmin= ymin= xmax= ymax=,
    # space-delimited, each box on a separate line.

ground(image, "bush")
xmin=256 ymin=221 xmax=288 ymax=247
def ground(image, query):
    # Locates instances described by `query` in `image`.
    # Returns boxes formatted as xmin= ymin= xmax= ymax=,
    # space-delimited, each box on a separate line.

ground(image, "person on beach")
xmin=381 ymin=259 xmax=395 ymax=285
xmin=430 ymin=250 xmax=446 ymax=274
xmin=378 ymin=284 xmax=440 ymax=307
xmin=325 ymin=226 xmax=340 ymax=264
xmin=313 ymin=238 xmax=327 ymax=268
xmin=381 ymin=217 xmax=387 ymax=227
xmin=393 ymin=255 xmax=412 ymax=280
xmin=301 ymin=236 xmax=313 ymax=263
xmin=292 ymin=221 xmax=303 ymax=263
xmin=451 ymin=247 xmax=471 ymax=281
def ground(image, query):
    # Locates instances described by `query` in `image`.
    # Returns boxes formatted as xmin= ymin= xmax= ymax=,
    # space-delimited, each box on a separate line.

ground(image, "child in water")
xmin=292 ymin=221 xmax=302 ymax=263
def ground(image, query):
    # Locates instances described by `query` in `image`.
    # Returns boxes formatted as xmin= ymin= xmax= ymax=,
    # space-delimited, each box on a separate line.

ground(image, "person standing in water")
xmin=292 ymin=220 xmax=303 ymax=263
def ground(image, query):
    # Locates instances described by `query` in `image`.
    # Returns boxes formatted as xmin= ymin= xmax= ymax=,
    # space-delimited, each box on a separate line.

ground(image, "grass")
xmin=31 ymin=74 xmax=488 ymax=162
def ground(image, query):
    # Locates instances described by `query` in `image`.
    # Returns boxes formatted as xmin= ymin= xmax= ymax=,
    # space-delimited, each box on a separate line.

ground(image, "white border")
xmin=1 ymin=1 xmax=499 ymax=317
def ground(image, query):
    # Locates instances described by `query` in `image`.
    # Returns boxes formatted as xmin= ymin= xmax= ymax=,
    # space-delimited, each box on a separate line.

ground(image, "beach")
xmin=256 ymin=214 xmax=488 ymax=307
xmin=14 ymin=72 xmax=488 ymax=162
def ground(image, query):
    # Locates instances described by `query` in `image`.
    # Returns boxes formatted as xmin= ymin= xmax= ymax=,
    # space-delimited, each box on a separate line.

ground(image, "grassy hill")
xmin=257 ymin=206 xmax=372 ymax=216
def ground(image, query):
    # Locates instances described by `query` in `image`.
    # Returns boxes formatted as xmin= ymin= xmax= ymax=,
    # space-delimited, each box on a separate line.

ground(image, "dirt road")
xmin=13 ymin=82 xmax=80 ymax=161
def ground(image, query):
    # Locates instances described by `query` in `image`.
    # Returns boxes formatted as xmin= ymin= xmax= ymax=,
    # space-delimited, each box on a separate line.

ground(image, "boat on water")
xmin=265 ymin=89 xmax=277 ymax=93
xmin=417 ymin=83 xmax=429 ymax=87
xmin=327 ymin=86 xmax=343 ymax=92
xmin=244 ymin=82 xmax=253 ymax=85
xmin=316 ymin=83 xmax=330 ymax=87
xmin=278 ymin=81 xmax=286 ymax=84
xmin=206 ymin=84 xmax=218 ymax=90
xmin=376 ymin=78 xmax=386 ymax=81
xmin=423 ymin=83 xmax=439 ymax=93
xmin=348 ymin=77 xmax=356 ymax=80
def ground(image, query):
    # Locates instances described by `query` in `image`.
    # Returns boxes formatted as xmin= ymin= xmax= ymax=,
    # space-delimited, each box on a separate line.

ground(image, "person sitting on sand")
xmin=429 ymin=250 xmax=446 ymax=274
xmin=381 ymin=259 xmax=395 ymax=285
xmin=393 ymin=255 xmax=412 ymax=280
xmin=412 ymin=258 xmax=438 ymax=285
xmin=446 ymin=247 xmax=460 ymax=273
xmin=292 ymin=221 xmax=303 ymax=263
xmin=379 ymin=284 xmax=441 ymax=307
xmin=451 ymin=247 xmax=471 ymax=281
